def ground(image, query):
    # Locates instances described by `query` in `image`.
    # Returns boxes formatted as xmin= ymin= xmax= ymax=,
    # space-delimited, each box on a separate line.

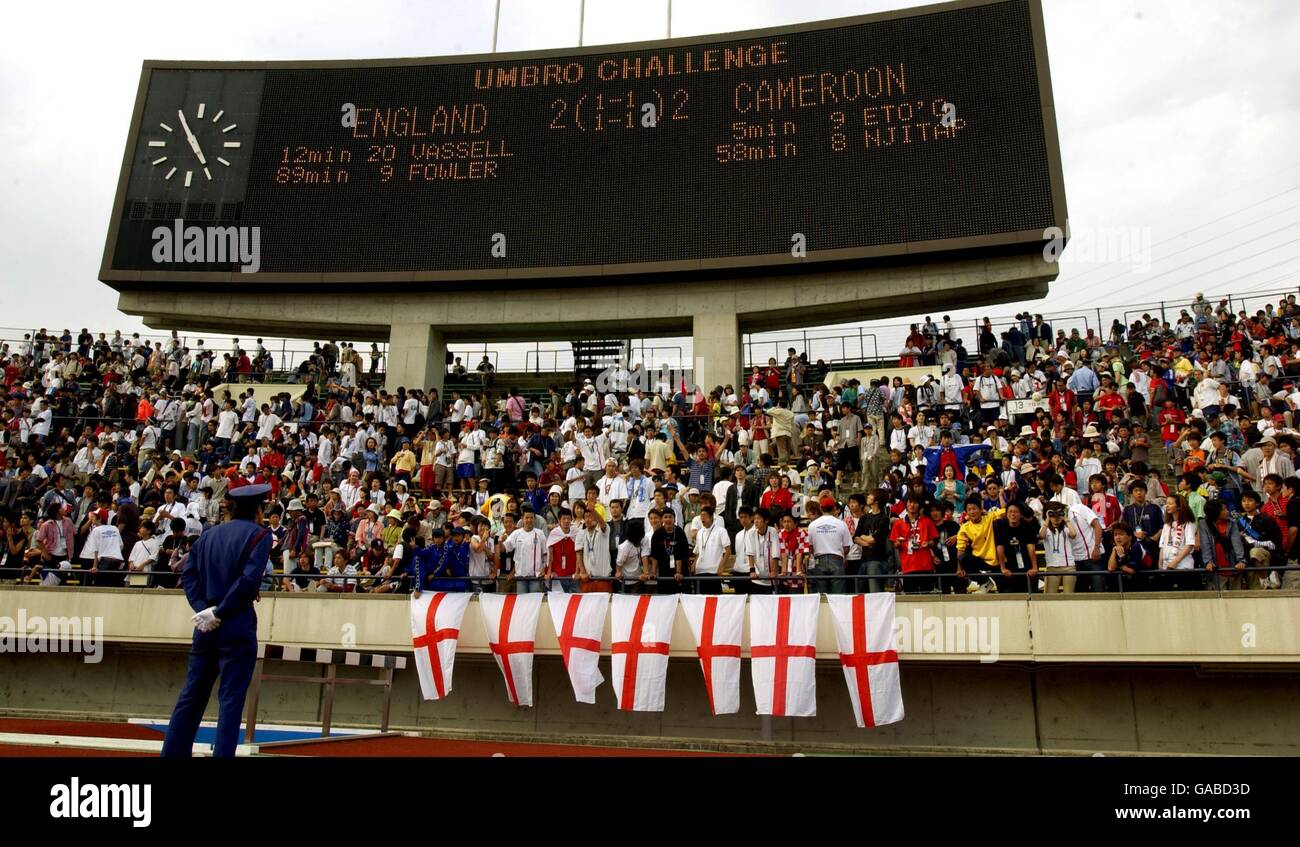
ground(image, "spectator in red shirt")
xmin=760 ymin=473 xmax=794 ymax=520
xmin=889 ymin=495 xmax=938 ymax=593
xmin=1159 ymin=400 xmax=1186 ymax=449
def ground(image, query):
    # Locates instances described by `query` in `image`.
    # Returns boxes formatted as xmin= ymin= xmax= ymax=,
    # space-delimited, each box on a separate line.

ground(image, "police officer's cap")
xmin=229 ymin=483 xmax=272 ymax=500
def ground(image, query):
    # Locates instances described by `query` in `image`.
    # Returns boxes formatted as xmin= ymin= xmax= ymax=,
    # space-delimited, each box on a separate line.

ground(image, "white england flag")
xmin=679 ymin=594 xmax=745 ymax=715
xmin=409 ymin=592 xmax=472 ymax=701
xmin=547 ymin=591 xmax=609 ymax=704
xmin=480 ymin=592 xmax=543 ymax=707
xmin=827 ymin=594 xmax=904 ymax=728
xmin=749 ymin=594 xmax=820 ymax=717
xmin=609 ymin=594 xmax=677 ymax=712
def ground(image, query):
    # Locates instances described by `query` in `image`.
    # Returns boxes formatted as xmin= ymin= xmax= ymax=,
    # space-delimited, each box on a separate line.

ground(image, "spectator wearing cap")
xmin=805 ymin=497 xmax=851 ymax=594
xmin=541 ymin=484 xmax=565 ymax=530
xmin=354 ymin=505 xmax=382 ymax=551
xmin=1256 ymin=436 xmax=1294 ymax=492
xmin=282 ymin=498 xmax=310 ymax=572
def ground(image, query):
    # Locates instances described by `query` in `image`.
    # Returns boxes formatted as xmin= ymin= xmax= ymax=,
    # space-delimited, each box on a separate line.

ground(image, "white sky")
xmin=1 ymin=0 xmax=1297 ymax=366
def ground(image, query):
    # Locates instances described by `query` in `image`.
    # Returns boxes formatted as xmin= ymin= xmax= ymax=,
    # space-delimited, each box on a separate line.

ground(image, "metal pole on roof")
xmin=578 ymin=0 xmax=585 ymax=46
xmin=491 ymin=0 xmax=501 ymax=52
xmin=667 ymin=0 xmax=672 ymax=37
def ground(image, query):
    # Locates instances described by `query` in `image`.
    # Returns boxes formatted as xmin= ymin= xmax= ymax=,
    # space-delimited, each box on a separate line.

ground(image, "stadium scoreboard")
xmin=101 ymin=0 xmax=1066 ymax=285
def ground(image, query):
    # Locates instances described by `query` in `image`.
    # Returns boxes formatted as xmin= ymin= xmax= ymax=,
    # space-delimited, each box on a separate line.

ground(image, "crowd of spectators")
xmin=3 ymin=290 xmax=1300 ymax=596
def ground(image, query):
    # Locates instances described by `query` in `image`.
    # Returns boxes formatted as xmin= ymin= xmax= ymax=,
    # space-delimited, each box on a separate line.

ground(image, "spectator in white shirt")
xmin=503 ymin=509 xmax=548 ymax=592
xmin=691 ymin=507 xmax=731 ymax=593
xmin=806 ymin=498 xmax=852 ymax=593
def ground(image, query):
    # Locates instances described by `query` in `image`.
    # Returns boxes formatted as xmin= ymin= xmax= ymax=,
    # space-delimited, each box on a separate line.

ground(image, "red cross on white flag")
xmin=679 ymin=594 xmax=744 ymax=715
xmin=827 ymin=594 xmax=904 ymax=728
xmin=480 ymin=592 xmax=543 ymax=707
xmin=749 ymin=594 xmax=820 ymax=717
xmin=610 ymin=594 xmax=677 ymax=712
xmin=547 ymin=591 xmax=609 ymax=704
xmin=409 ymin=592 xmax=473 ymax=701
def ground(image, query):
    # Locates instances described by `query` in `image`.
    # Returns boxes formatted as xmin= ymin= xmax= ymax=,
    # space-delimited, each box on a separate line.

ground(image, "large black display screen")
xmin=103 ymin=0 xmax=1063 ymax=282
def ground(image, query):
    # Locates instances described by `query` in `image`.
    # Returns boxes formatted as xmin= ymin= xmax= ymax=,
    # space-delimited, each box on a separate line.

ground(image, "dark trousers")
xmin=1073 ymin=558 xmax=1108 ymax=593
xmin=161 ymin=613 xmax=258 ymax=758
xmin=655 ymin=578 xmax=681 ymax=594
xmin=1151 ymin=569 xmax=1202 ymax=591
xmin=942 ymin=553 xmax=998 ymax=593
xmin=994 ymin=570 xmax=1039 ymax=594
xmin=902 ymin=571 xmax=938 ymax=593
xmin=695 ymin=576 xmax=722 ymax=594
xmin=858 ymin=559 xmax=889 ymax=594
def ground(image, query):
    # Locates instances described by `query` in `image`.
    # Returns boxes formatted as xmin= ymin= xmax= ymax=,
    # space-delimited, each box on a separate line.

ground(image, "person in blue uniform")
xmin=161 ymin=483 xmax=273 ymax=757
xmin=412 ymin=528 xmax=446 ymax=596
xmin=412 ymin=527 xmax=471 ymax=594
xmin=442 ymin=526 xmax=472 ymax=592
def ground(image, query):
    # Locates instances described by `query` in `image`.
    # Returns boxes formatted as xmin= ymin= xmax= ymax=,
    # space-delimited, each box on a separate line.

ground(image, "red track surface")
xmin=0 ymin=718 xmax=756 ymax=757
xmin=0 ymin=718 xmax=163 ymax=740
xmin=0 ymin=743 xmax=154 ymax=757
xmin=264 ymin=735 xmax=750 ymax=757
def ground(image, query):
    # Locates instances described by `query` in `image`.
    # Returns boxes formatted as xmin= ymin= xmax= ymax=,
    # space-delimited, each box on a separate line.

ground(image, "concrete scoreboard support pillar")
xmin=385 ymin=323 xmax=445 ymax=397
xmin=693 ymin=312 xmax=742 ymax=394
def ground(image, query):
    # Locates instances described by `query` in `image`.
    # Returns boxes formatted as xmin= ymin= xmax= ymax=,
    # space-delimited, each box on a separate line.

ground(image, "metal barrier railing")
xmin=5 ymin=563 xmax=1295 ymax=599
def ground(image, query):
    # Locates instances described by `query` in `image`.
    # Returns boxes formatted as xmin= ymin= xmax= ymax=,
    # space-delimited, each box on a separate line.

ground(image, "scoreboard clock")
xmin=100 ymin=0 xmax=1066 ymax=286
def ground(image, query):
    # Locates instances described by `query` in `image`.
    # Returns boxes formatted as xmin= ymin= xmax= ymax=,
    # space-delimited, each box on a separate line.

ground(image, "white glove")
xmin=193 ymin=607 xmax=221 ymax=632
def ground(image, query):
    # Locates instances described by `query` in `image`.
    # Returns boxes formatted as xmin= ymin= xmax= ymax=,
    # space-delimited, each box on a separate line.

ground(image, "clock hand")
xmin=177 ymin=109 xmax=208 ymax=165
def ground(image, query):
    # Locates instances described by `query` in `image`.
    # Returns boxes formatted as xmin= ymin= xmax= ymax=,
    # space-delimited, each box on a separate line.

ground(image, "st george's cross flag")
xmin=827 ymin=594 xmax=904 ymax=728
xmin=480 ymin=592 xmax=543 ymax=707
xmin=679 ymin=594 xmax=745 ymax=715
xmin=749 ymin=594 xmax=820 ymax=717
xmin=409 ymin=591 xmax=473 ymax=700
xmin=547 ymin=591 xmax=609 ymax=704
xmin=610 ymin=594 xmax=678 ymax=712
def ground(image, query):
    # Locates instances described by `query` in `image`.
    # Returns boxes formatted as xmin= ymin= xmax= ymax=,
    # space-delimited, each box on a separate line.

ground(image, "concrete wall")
xmin=3 ymin=646 xmax=1296 ymax=754
xmin=4 ymin=587 xmax=1294 ymax=664
xmin=1 ymin=587 xmax=1296 ymax=753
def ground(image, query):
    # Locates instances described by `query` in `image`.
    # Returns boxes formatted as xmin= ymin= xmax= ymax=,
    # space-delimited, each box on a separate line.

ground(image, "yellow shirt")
xmin=646 ymin=439 xmax=673 ymax=473
xmin=392 ymin=450 xmax=418 ymax=474
xmin=955 ymin=508 xmax=1005 ymax=566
